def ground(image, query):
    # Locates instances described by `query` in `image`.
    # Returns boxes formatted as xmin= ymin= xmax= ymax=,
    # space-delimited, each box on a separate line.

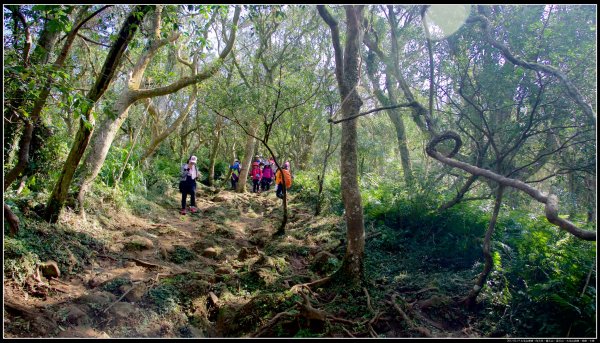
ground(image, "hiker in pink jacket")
xmin=261 ymin=161 xmax=274 ymax=191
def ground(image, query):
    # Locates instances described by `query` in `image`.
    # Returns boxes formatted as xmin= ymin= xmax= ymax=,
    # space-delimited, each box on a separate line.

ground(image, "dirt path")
xmin=4 ymin=186 xmax=482 ymax=338
xmin=4 ymin=188 xmax=301 ymax=338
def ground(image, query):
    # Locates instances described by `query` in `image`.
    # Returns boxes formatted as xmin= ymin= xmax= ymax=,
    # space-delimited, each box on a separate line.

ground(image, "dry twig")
xmin=102 ymin=281 xmax=142 ymax=313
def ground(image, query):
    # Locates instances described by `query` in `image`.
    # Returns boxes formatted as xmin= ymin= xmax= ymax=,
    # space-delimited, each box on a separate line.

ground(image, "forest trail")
xmin=4 ymin=185 xmax=479 ymax=338
xmin=4 ymin=187 xmax=319 ymax=338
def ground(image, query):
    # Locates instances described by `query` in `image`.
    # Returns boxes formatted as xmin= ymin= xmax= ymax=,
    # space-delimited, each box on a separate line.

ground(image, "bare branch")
xmin=77 ymin=33 xmax=111 ymax=47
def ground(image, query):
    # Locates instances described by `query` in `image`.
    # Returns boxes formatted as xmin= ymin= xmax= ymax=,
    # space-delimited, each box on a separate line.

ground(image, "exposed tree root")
xmin=366 ymin=310 xmax=383 ymax=338
xmin=4 ymin=299 xmax=56 ymax=335
xmin=412 ymin=307 xmax=446 ymax=331
xmin=252 ymin=285 xmax=381 ymax=337
xmin=4 ymin=299 xmax=39 ymax=318
xmin=96 ymin=254 xmax=117 ymax=261
xmin=298 ymin=292 xmax=328 ymax=322
xmin=363 ymin=287 xmax=375 ymax=314
xmin=368 ymin=310 xmax=384 ymax=326
xmin=340 ymin=326 xmax=356 ymax=337
xmin=251 ymin=310 xmax=298 ymax=337
xmin=289 ymin=276 xmax=331 ymax=294
xmin=415 ymin=294 xmax=454 ymax=311
xmin=126 ymin=257 xmax=165 ymax=269
xmin=388 ymin=293 xmax=432 ymax=337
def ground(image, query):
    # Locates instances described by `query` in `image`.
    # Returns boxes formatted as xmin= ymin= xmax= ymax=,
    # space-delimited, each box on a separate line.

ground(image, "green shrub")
xmin=485 ymin=212 xmax=597 ymax=337
xmin=292 ymin=170 xmax=343 ymax=215
xmin=146 ymin=284 xmax=181 ymax=314
xmin=169 ymin=246 xmax=196 ymax=264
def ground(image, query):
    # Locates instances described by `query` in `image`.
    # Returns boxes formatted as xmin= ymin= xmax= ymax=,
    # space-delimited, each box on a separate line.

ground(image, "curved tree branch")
xmin=426 ymin=132 xmax=596 ymax=241
xmin=133 ymin=6 xmax=240 ymax=101
xmin=329 ymin=102 xmax=418 ymax=124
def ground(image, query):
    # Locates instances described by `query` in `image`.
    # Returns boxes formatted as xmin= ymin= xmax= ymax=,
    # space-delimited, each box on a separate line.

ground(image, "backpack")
xmin=277 ymin=169 xmax=292 ymax=188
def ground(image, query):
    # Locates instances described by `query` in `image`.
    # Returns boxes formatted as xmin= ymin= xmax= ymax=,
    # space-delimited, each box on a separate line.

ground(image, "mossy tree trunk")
xmin=318 ymin=5 xmax=366 ymax=286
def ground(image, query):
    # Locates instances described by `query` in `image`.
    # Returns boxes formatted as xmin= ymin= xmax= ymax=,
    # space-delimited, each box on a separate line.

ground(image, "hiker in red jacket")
xmin=250 ymin=161 xmax=262 ymax=193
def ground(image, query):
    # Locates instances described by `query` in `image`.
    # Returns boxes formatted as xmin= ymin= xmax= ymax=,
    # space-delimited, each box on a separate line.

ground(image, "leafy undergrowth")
xmin=3 ymin=182 xmax=596 ymax=338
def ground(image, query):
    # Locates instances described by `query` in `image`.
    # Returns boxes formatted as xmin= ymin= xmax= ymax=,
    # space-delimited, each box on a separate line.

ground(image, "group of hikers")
xmin=229 ymin=155 xmax=292 ymax=197
xmin=178 ymin=154 xmax=292 ymax=215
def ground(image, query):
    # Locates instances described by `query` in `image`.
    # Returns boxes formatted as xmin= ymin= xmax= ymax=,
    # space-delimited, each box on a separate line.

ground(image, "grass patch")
xmin=169 ymin=246 xmax=197 ymax=264
xmin=3 ymin=217 xmax=108 ymax=283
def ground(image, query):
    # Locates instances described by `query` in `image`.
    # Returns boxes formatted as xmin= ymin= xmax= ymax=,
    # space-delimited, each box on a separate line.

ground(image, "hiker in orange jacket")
xmin=275 ymin=161 xmax=292 ymax=199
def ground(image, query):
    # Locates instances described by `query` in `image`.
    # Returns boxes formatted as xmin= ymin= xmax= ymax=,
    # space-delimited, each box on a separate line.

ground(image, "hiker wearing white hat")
xmin=179 ymin=155 xmax=200 ymax=215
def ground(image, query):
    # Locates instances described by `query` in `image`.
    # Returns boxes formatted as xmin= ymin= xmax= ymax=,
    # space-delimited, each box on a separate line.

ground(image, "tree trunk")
xmin=139 ymin=86 xmax=197 ymax=163
xmin=439 ymin=175 xmax=479 ymax=211
xmin=296 ymin=124 xmax=315 ymax=170
xmin=3 ymin=5 xmax=62 ymax=160
xmin=76 ymin=91 xmax=136 ymax=211
xmin=365 ymin=52 xmax=414 ymax=185
xmin=4 ymin=204 xmax=20 ymax=237
xmin=115 ymin=110 xmax=149 ymax=185
xmin=237 ymin=127 xmax=257 ymax=193
xmin=338 ymin=89 xmax=366 ymax=286
xmin=44 ymin=5 xmax=152 ymax=223
xmin=208 ymin=116 xmax=223 ymax=186
xmin=76 ymin=6 xmax=177 ymax=211
xmin=585 ymin=174 xmax=596 ymax=223
xmin=316 ymin=121 xmax=336 ymax=216
xmin=383 ymin=74 xmax=413 ymax=185
xmin=567 ymin=172 xmax=577 ymax=219
xmin=277 ymin=183 xmax=289 ymax=235
xmin=318 ymin=5 xmax=366 ymax=286
xmin=220 ymin=151 xmax=236 ymax=188
xmin=464 ymin=185 xmax=505 ymax=308
xmin=45 ymin=111 xmax=97 ymax=223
